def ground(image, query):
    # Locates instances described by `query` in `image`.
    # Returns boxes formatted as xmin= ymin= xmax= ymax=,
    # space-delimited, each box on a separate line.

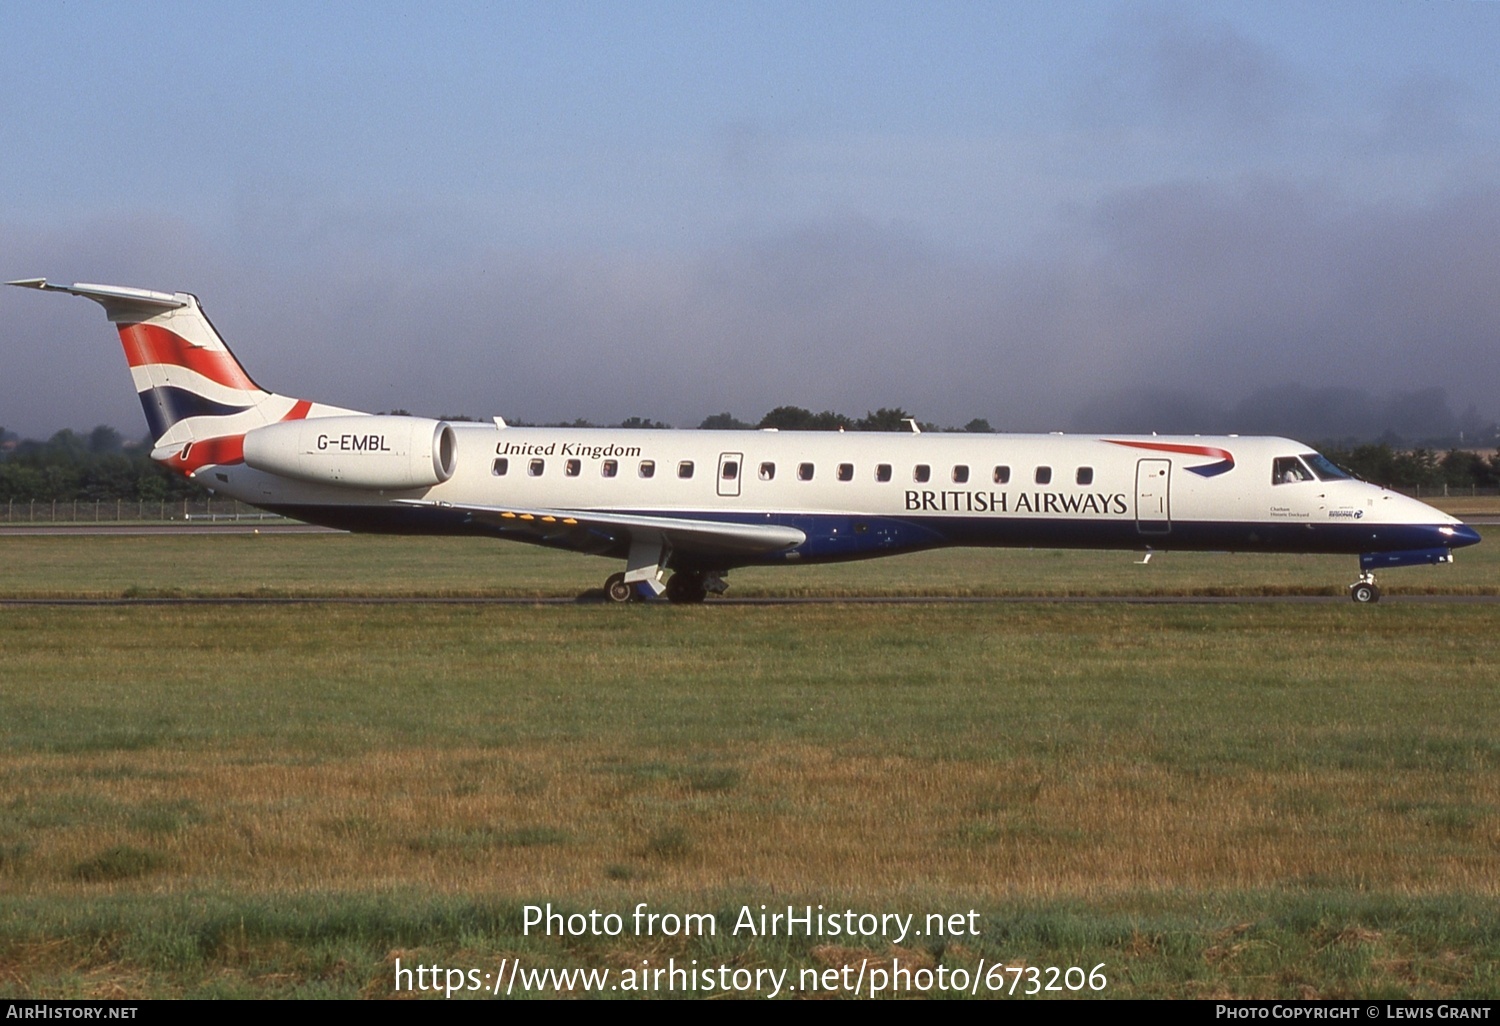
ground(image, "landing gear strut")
xmin=1348 ymin=573 xmax=1381 ymax=604
xmin=602 ymin=537 xmax=672 ymax=603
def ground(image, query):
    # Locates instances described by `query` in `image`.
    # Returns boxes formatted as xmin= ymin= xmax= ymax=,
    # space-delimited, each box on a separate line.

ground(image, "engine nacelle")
xmin=242 ymin=415 xmax=457 ymax=490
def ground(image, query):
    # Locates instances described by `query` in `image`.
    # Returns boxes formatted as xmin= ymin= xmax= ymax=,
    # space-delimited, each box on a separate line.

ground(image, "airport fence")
xmin=1406 ymin=484 xmax=1500 ymax=498
xmin=0 ymin=498 xmax=290 ymax=524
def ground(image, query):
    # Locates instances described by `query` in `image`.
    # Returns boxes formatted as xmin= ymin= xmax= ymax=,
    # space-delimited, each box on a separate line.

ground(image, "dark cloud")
xmin=5 ymin=175 xmax=1500 ymax=441
xmin=1078 ymin=7 xmax=1304 ymax=138
xmin=1374 ymin=71 xmax=1473 ymax=153
xmin=1075 ymin=178 xmax=1500 ymax=407
xmin=1070 ymin=384 xmax=1490 ymax=444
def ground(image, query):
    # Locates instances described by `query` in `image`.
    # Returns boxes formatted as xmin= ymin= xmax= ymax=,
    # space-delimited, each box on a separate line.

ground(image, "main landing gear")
xmin=603 ymin=569 xmax=727 ymax=604
xmin=604 ymin=572 xmax=635 ymax=603
xmin=1348 ymin=573 xmax=1381 ymax=604
xmin=601 ymin=535 xmax=729 ymax=604
xmin=664 ymin=571 xmax=709 ymax=604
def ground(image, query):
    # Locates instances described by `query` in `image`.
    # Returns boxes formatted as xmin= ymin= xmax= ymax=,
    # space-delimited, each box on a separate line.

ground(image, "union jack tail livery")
xmin=8 ymin=279 xmax=332 ymax=476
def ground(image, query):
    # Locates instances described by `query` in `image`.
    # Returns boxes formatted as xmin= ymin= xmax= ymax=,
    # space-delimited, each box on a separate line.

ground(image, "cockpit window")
xmin=1302 ymin=453 xmax=1352 ymax=482
xmin=1272 ymin=456 xmax=1314 ymax=485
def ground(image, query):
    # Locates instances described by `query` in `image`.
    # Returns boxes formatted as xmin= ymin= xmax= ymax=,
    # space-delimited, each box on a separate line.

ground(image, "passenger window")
xmin=1035 ymin=466 xmax=1052 ymax=485
xmin=639 ymin=460 xmax=655 ymax=478
xmin=798 ymin=463 xmax=815 ymax=481
xmin=1273 ymin=456 xmax=1313 ymax=485
xmin=528 ymin=459 xmax=545 ymax=477
xmin=601 ymin=459 xmax=618 ymax=478
xmin=952 ymin=465 xmax=969 ymax=484
xmin=759 ymin=462 xmax=776 ymax=481
xmin=993 ymin=465 xmax=1010 ymax=484
xmin=1076 ymin=467 xmax=1093 ymax=486
xmin=678 ymin=461 xmax=694 ymax=479
xmin=722 ymin=460 xmax=739 ymax=480
xmin=492 ymin=458 xmax=509 ymax=476
xmin=876 ymin=464 xmax=892 ymax=482
xmin=565 ymin=459 xmax=581 ymax=477
xmin=914 ymin=464 xmax=931 ymax=483
xmin=837 ymin=463 xmax=854 ymax=481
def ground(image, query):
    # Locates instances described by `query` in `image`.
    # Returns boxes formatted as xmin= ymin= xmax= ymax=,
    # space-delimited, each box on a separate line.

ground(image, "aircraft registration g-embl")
xmin=10 ymin=278 xmax=1481 ymax=604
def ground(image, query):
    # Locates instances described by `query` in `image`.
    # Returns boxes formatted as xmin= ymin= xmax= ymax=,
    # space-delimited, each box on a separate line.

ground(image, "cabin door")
xmin=1135 ymin=459 xmax=1171 ymax=534
xmin=717 ymin=452 xmax=743 ymax=498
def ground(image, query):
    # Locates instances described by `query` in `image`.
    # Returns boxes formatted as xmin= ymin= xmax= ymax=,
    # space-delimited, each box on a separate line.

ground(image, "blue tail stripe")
xmin=138 ymin=386 xmax=252 ymax=439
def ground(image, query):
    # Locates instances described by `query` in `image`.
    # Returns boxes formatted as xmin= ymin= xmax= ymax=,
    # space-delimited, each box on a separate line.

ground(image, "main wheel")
xmin=665 ymin=572 xmax=708 ymax=604
xmin=605 ymin=572 xmax=634 ymax=603
xmin=1349 ymin=581 xmax=1380 ymax=604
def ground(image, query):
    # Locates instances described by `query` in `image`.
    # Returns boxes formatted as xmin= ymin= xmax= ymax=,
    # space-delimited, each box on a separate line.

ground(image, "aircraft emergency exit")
xmin=10 ymin=278 xmax=1481 ymax=603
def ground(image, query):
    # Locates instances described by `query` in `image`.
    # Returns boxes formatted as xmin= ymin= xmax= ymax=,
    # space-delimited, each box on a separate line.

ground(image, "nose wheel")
xmin=1348 ymin=574 xmax=1381 ymax=604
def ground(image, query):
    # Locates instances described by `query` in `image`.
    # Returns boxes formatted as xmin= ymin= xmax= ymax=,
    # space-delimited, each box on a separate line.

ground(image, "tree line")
xmin=448 ymin=406 xmax=982 ymax=433
xmin=0 ymin=427 xmax=200 ymax=504
xmin=2 ymin=417 xmax=1498 ymax=502
xmin=1317 ymin=443 xmax=1500 ymax=492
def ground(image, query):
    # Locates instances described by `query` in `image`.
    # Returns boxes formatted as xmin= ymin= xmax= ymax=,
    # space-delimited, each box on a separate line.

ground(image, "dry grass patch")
xmin=2 ymin=743 xmax=1495 ymax=899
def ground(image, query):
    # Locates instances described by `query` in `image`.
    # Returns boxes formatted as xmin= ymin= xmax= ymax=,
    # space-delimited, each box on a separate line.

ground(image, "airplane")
xmin=8 ymin=277 xmax=1482 ymax=604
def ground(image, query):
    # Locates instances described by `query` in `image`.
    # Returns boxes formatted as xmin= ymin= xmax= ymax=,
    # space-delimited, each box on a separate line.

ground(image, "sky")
xmin=3 ymin=1 xmax=1499 ymax=440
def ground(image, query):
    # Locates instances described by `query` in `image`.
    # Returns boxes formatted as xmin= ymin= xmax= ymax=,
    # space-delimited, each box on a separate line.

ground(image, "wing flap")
xmin=396 ymin=499 xmax=806 ymax=556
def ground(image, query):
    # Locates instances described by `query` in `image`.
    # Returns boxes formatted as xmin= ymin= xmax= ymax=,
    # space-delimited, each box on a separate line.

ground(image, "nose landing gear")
xmin=1348 ymin=573 xmax=1381 ymax=604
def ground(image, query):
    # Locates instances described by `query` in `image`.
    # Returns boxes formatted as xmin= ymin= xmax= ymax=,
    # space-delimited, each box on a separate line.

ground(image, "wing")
xmin=394 ymin=498 xmax=806 ymax=560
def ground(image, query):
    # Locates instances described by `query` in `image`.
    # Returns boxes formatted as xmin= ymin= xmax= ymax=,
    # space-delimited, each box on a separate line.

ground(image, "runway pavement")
xmin=3 ymin=520 xmax=1490 ymax=605
xmin=1 ymin=593 xmax=1496 ymax=606
xmin=0 ymin=523 xmax=340 ymax=536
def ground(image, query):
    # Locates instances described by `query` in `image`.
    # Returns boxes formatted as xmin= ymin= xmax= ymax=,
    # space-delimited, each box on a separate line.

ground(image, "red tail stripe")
xmin=175 ymin=435 xmax=246 ymax=475
xmin=166 ymin=401 xmax=314 ymax=476
xmin=118 ymin=323 xmax=260 ymax=392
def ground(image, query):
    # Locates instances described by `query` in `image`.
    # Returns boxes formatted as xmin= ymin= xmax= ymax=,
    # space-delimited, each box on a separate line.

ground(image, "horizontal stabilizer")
xmin=8 ymin=278 xmax=188 ymax=319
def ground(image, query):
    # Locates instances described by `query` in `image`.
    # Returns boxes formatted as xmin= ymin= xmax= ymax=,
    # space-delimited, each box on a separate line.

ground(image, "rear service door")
xmin=1135 ymin=459 xmax=1171 ymax=534
xmin=717 ymin=452 xmax=743 ymax=497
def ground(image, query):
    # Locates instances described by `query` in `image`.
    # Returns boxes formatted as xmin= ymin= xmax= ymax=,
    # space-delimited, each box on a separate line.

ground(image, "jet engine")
xmin=242 ymin=415 xmax=456 ymax=490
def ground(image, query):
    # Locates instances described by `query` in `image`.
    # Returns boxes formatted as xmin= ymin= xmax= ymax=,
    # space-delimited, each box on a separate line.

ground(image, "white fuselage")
xmin=206 ymin=424 xmax=1469 ymax=568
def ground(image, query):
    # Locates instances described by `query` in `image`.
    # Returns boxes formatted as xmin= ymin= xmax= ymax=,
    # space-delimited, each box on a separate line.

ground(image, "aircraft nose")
xmin=1443 ymin=523 xmax=1483 ymax=549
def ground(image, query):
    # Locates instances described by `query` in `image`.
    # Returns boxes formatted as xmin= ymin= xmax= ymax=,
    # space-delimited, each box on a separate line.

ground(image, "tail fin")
xmin=9 ymin=279 xmax=326 ymax=475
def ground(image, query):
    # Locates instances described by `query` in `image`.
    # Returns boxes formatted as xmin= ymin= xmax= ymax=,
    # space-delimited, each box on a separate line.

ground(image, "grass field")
xmin=0 ymin=533 xmax=1496 ymax=999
